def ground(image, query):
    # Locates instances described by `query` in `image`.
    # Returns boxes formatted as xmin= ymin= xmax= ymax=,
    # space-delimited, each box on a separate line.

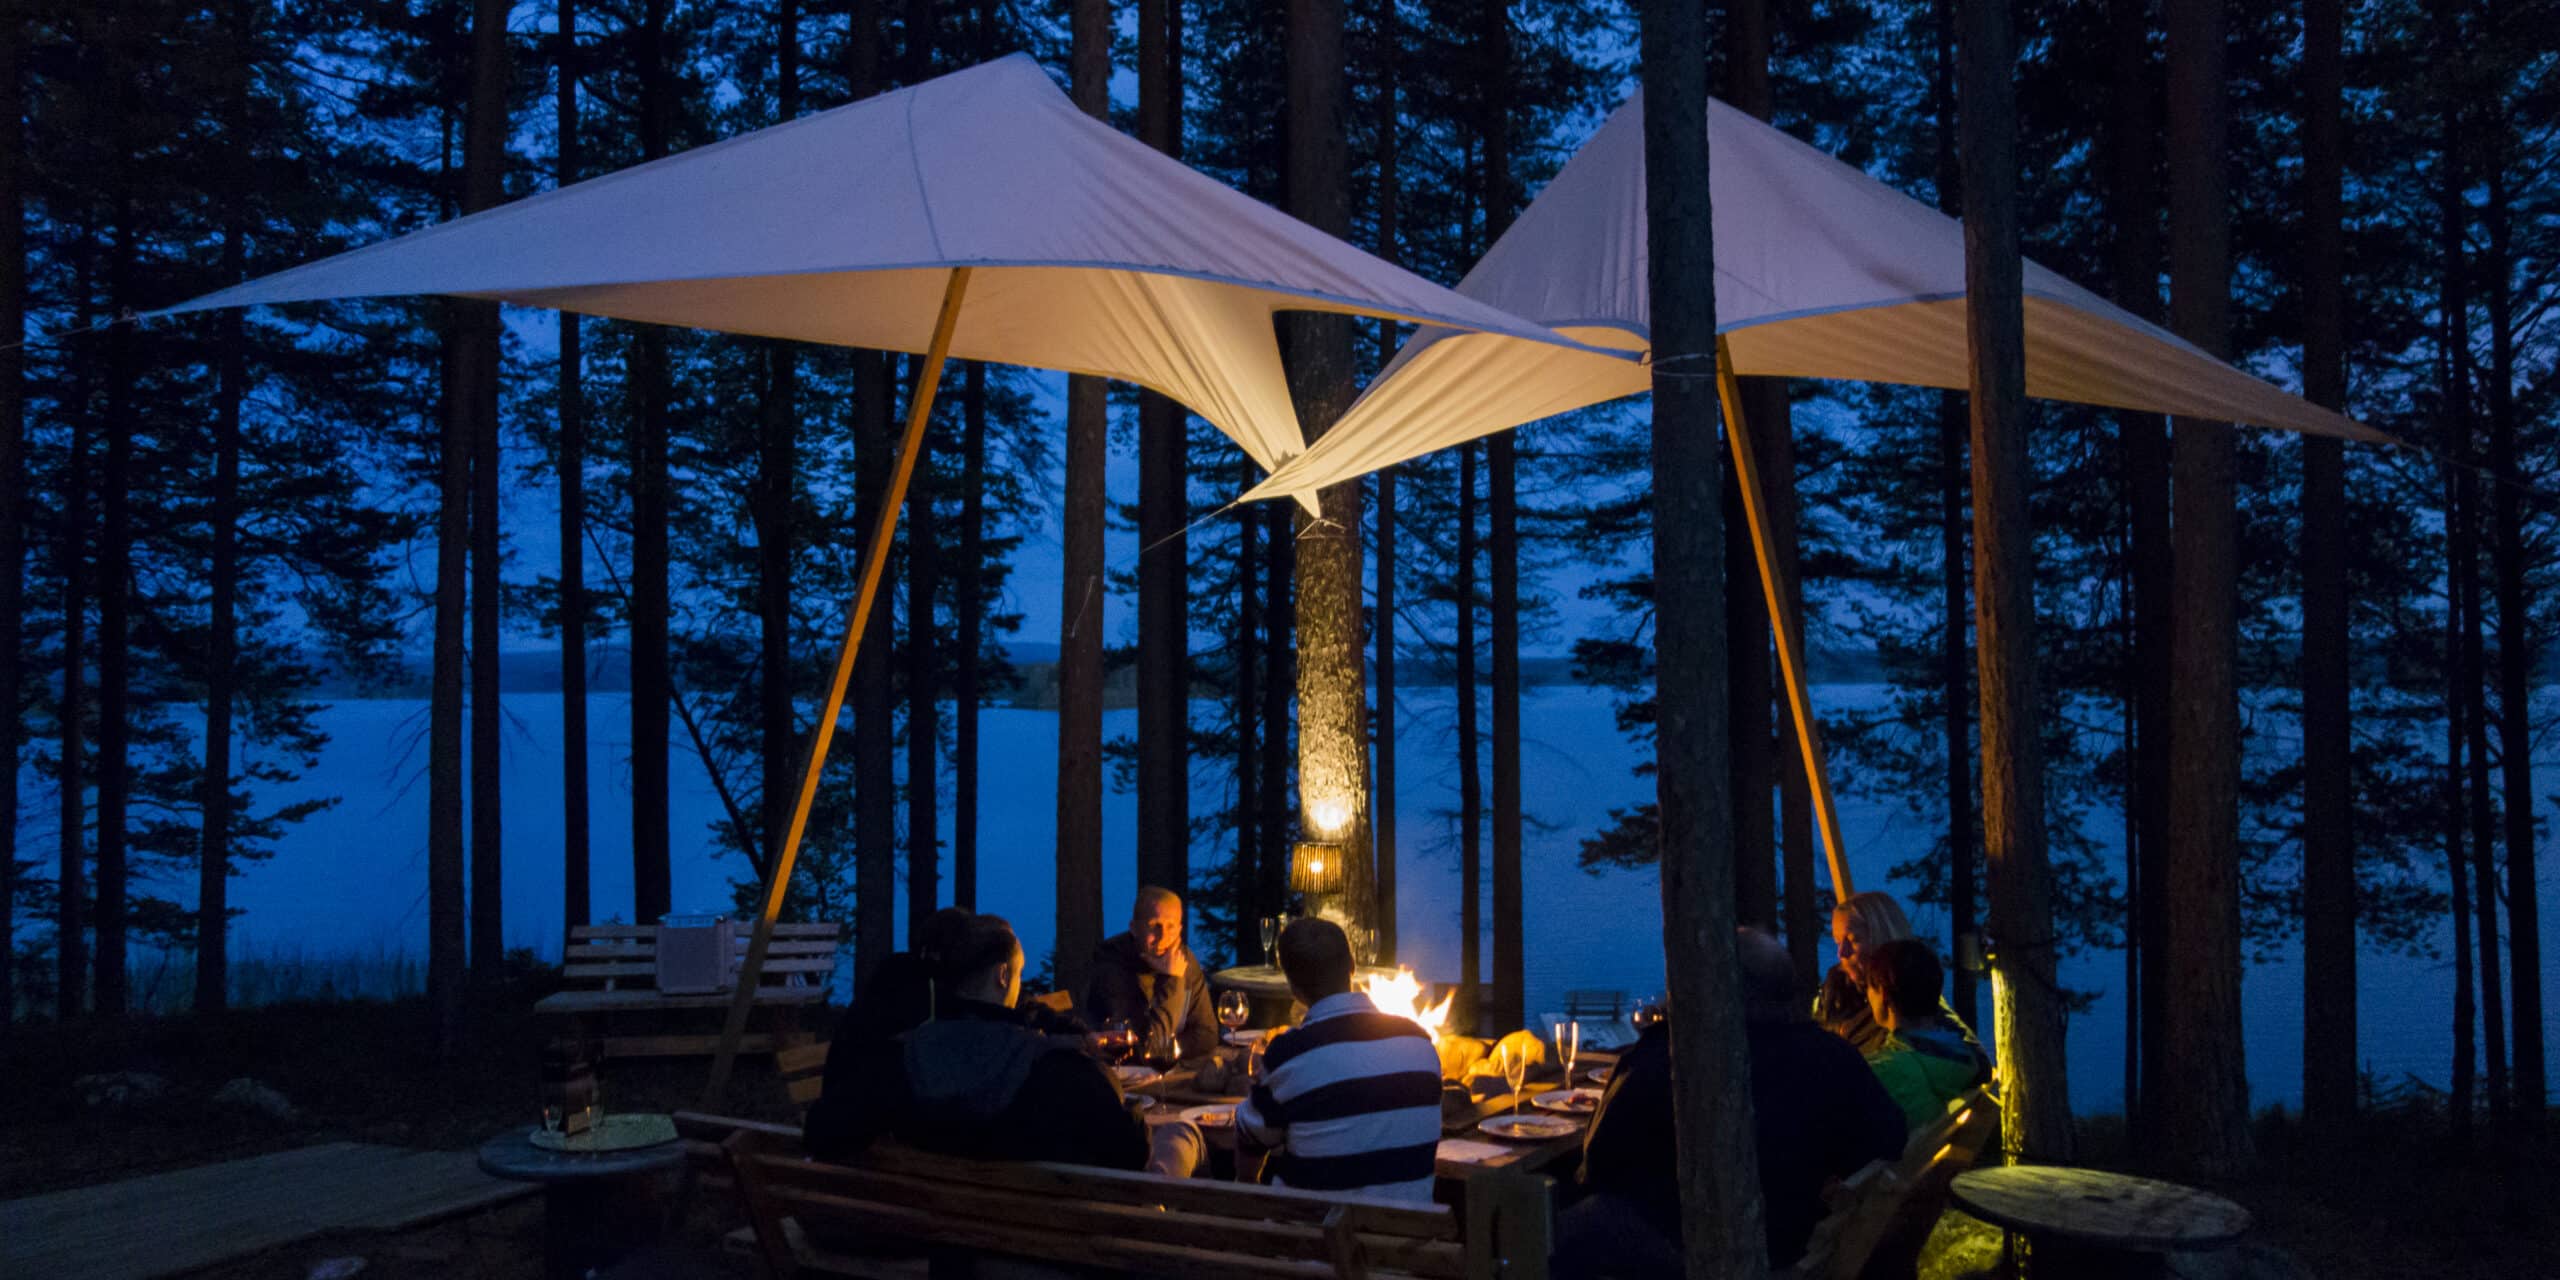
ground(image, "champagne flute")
xmin=1501 ymin=1046 xmax=1528 ymax=1116
xmin=1258 ymin=916 xmax=1279 ymax=968
xmin=1552 ymin=1019 xmax=1580 ymax=1088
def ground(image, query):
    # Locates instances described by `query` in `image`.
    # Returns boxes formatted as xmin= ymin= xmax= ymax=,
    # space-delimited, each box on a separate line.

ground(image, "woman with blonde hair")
xmin=1815 ymin=891 xmax=1915 ymax=1053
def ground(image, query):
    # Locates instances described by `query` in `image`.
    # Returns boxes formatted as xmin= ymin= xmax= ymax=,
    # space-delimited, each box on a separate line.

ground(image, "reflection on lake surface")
xmin=39 ymin=683 xmax=2554 ymax=1115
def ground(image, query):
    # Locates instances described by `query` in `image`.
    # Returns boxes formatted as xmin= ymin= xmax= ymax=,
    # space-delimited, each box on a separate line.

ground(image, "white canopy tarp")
xmin=157 ymin=54 xmax=1598 ymax=488
xmin=1243 ymin=90 xmax=2392 ymax=506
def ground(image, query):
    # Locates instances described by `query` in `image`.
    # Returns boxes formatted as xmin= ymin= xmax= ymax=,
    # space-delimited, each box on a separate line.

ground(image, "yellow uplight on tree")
xmin=1290 ymin=840 xmax=1347 ymax=896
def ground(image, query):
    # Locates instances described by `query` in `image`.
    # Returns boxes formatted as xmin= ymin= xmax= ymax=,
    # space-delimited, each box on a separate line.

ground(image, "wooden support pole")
xmin=1714 ymin=335 xmax=1855 ymax=899
xmin=705 ymin=267 xmax=972 ymax=1104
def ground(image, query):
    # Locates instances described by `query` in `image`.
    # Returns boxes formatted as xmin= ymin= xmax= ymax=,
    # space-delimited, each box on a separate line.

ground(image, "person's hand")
xmin=1160 ymin=945 xmax=1190 ymax=982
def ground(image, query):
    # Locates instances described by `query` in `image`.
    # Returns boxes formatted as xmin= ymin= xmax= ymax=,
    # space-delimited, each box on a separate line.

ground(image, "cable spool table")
xmin=1949 ymin=1165 xmax=2252 ymax=1279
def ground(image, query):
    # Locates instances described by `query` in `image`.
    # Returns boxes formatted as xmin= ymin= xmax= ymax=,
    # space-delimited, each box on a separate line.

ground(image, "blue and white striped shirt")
xmin=1235 ymin=991 xmax=1443 ymax=1203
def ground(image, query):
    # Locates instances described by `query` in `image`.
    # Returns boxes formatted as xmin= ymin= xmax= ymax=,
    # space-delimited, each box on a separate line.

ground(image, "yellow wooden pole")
xmin=704 ymin=267 xmax=972 ymax=1104
xmin=1713 ymin=335 xmax=1855 ymax=900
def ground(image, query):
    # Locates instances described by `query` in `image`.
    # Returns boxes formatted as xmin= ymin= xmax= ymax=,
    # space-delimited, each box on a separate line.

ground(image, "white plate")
xmin=1529 ymin=1087 xmax=1603 ymax=1115
xmin=1480 ymin=1113 xmax=1581 ymax=1142
xmin=1125 ymin=1094 xmax=1159 ymax=1111
xmin=1113 ymin=1064 xmax=1164 ymax=1088
xmin=1584 ymin=1064 xmax=1614 ymax=1086
xmin=1180 ymin=1104 xmax=1238 ymax=1130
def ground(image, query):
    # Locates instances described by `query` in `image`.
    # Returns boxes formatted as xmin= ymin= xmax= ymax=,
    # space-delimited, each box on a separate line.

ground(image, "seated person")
xmin=1234 ymin=918 xmax=1442 ymax=1204
xmin=829 ymin=906 xmax=975 ymax=1051
xmin=1857 ymin=939 xmax=1992 ymax=1131
xmin=807 ymin=914 xmax=1195 ymax=1176
xmin=1816 ymin=890 xmax=1917 ymax=1054
xmin=1558 ymin=928 xmax=1906 ymax=1277
xmin=1084 ymin=886 xmax=1220 ymax=1062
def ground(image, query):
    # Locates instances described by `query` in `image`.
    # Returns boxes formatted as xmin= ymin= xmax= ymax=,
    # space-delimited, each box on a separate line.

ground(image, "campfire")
xmin=1358 ymin=966 xmax=1454 ymax=1044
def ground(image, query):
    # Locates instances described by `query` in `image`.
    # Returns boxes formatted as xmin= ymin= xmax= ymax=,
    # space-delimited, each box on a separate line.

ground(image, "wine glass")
xmin=1258 ymin=916 xmax=1279 ymax=968
xmin=1217 ymin=990 xmax=1251 ymax=1039
xmin=1501 ymin=1045 xmax=1528 ymax=1116
xmin=1552 ymin=1019 xmax=1580 ymax=1087
xmin=1098 ymin=1018 xmax=1136 ymax=1065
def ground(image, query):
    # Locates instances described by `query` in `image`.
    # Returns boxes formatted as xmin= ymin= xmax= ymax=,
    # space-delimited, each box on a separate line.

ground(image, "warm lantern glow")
xmin=1307 ymin=798 xmax=1352 ymax=836
xmin=1359 ymin=966 xmax=1453 ymax=1043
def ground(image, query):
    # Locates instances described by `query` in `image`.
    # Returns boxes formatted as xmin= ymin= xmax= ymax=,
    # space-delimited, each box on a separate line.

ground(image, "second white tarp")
xmin=1244 ymin=90 xmax=2389 ymax=506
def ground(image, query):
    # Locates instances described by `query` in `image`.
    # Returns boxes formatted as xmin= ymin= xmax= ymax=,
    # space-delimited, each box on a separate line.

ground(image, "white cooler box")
xmin=656 ymin=912 xmax=737 ymax=994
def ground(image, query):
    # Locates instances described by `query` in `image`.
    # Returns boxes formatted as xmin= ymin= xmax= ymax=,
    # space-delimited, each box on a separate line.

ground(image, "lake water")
xmin=20 ymin=682 xmax=2556 ymax=1117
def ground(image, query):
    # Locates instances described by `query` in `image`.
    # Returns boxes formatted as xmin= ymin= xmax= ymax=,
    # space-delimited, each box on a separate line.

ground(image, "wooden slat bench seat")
xmin=535 ymin=922 xmax=842 ymax=1060
xmin=674 ymin=1110 xmax=1553 ymax=1280
xmin=1791 ymin=1086 xmax=2001 ymax=1280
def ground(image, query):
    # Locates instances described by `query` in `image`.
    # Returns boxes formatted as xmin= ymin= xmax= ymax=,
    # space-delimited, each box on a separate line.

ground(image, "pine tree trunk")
xmin=1637 ymin=1 xmax=1768 ymax=1270
xmin=201 ymin=29 xmax=252 ymax=1011
xmin=0 ymin=9 xmax=20 ymax=1031
xmin=56 ymin=276 xmax=88 ymax=1017
xmin=843 ymin=0 xmax=897 ymax=980
xmin=2446 ymin=456 xmax=2476 ymax=1145
xmin=1261 ymin=504 xmax=1294 ymax=918
xmin=1481 ymin=0 xmax=1523 ymax=1035
xmin=2161 ymin=0 xmax=2250 ymax=1176
xmin=1285 ymin=0 xmax=1375 ymax=942
xmin=2106 ymin=0 xmax=2172 ymax=1153
xmin=95 ymin=217 xmax=136 ymax=1018
xmin=465 ymin=0 xmax=509 ymax=980
xmin=757 ymin=0 xmax=802 ymax=889
xmin=556 ymin=0 xmax=590 ymax=940
xmin=2297 ymin=0 xmax=2356 ymax=1132
xmin=1235 ymin=468 xmax=1263 ymax=953
xmin=1054 ymin=0 xmax=1110 ymax=999
xmin=2486 ymin=146 xmax=2544 ymax=1135
xmin=430 ymin=326 xmax=469 ymax=1051
xmin=905 ymin=402 xmax=939 ymax=927
xmin=1371 ymin=0 xmax=1400 ymax=963
xmin=1932 ymin=0 xmax=1976 ymax=1032
xmin=1137 ymin=0 xmax=1190 ymax=896
xmin=629 ymin=0 xmax=675 ymax=926
xmin=956 ymin=358 xmax=984 ymax=909
xmin=1721 ymin=0 xmax=1777 ymax=938
xmin=1962 ymin=0 xmax=2072 ymax=1164
xmin=2465 ymin=471 xmax=2504 ymax=1120
xmin=2433 ymin=20 xmax=2487 ymax=1133
xmin=1457 ymin=441 xmax=1481 ymax=1026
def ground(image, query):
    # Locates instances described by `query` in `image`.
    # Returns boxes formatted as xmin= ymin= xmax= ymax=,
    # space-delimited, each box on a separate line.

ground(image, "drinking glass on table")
xmin=1258 ymin=916 xmax=1279 ymax=968
xmin=1501 ymin=1046 xmax=1528 ymax=1116
xmin=1217 ymin=990 xmax=1251 ymax=1040
xmin=1097 ymin=1018 xmax=1137 ymax=1064
xmin=1552 ymin=1020 xmax=1580 ymax=1086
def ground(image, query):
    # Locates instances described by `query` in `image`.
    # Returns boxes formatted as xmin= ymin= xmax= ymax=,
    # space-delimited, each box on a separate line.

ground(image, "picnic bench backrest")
xmin=675 ymin=1111 xmax=1548 ymax=1280
xmin=775 ymin=1041 xmax=830 ymax=1111
xmin=1798 ymin=1087 xmax=2000 ymax=1280
xmin=563 ymin=922 xmax=841 ymax=991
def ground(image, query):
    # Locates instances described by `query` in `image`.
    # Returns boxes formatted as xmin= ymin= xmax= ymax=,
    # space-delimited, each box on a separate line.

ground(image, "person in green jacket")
xmin=1858 ymin=938 xmax=1992 ymax=1132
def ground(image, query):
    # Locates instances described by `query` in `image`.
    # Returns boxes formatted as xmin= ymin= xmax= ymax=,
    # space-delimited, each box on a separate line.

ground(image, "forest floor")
xmin=2 ymin=994 xmax=2552 ymax=1279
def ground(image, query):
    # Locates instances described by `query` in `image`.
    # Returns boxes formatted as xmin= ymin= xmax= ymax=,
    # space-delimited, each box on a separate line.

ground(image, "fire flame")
xmin=1359 ymin=966 xmax=1453 ymax=1043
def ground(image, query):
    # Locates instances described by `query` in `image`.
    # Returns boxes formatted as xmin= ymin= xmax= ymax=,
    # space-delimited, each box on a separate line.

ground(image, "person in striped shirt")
xmin=1235 ymin=918 xmax=1444 ymax=1204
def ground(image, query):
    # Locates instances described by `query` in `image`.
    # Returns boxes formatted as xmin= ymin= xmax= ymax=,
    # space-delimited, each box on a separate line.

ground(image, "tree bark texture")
xmin=199 ymin=53 xmax=248 ymax=1012
xmin=1932 ymin=0 xmax=1977 ymax=1032
xmin=1286 ymin=0 xmax=1377 ymax=942
xmin=1961 ymin=0 xmax=2071 ymax=1164
xmin=430 ymin=324 xmax=469 ymax=1050
xmin=0 ymin=10 xmax=21 ymax=1028
xmin=1137 ymin=0 xmax=1190 ymax=896
xmin=1055 ymin=0 xmax=1110 ymax=999
xmin=630 ymin=0 xmax=675 ymax=927
xmin=2298 ymin=0 xmax=2357 ymax=1132
xmin=2105 ymin=0 xmax=2171 ymax=1151
xmin=1235 ymin=466 xmax=1264 ymax=956
xmin=848 ymin=0 xmax=898 ymax=981
xmin=1261 ymin=504 xmax=1296 ymax=922
xmin=56 ymin=277 xmax=87 ymax=1017
xmin=1371 ymin=0 xmax=1401 ymax=962
xmin=2433 ymin=9 xmax=2476 ymax=1139
xmin=1722 ymin=0 xmax=1777 ymax=936
xmin=957 ymin=358 xmax=985 ymax=909
xmin=1482 ymin=0 xmax=1524 ymax=1035
xmin=2161 ymin=0 xmax=2251 ymax=1177
xmin=557 ymin=0 xmax=591 ymax=938
xmin=2486 ymin=144 xmax=2544 ymax=1133
xmin=94 ymin=221 xmax=134 ymax=1017
xmin=1458 ymin=442 xmax=1482 ymax=1023
xmin=1639 ymin=0 xmax=1769 ymax=1270
xmin=466 ymin=0 xmax=509 ymax=980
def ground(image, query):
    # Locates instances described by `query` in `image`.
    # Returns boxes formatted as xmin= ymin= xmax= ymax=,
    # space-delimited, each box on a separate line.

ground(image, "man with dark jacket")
xmin=1557 ymin=928 xmax=1907 ymax=1276
xmin=1084 ymin=886 xmax=1220 ymax=1063
xmin=806 ymin=915 xmax=1154 ymax=1171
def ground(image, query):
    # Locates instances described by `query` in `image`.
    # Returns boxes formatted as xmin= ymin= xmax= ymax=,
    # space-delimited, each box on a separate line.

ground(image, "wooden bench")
xmin=535 ymin=922 xmax=842 ymax=1060
xmin=1791 ymin=1087 xmax=2001 ymax=1280
xmin=675 ymin=1111 xmax=1553 ymax=1280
